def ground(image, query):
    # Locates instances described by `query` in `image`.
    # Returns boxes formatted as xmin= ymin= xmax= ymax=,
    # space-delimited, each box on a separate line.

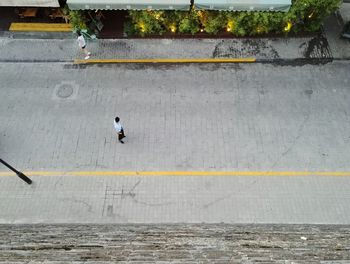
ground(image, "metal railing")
xmin=0 ymin=159 xmax=32 ymax=185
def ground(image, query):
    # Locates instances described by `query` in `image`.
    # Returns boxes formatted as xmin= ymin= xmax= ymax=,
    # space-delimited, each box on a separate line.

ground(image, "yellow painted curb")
xmin=74 ymin=58 xmax=256 ymax=64
xmin=1 ymin=171 xmax=350 ymax=177
xmin=9 ymin=23 xmax=71 ymax=32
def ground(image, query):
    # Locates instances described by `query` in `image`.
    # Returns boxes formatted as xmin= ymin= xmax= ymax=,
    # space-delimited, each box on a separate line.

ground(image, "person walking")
xmin=76 ymin=30 xmax=91 ymax=60
xmin=114 ymin=117 xmax=126 ymax=144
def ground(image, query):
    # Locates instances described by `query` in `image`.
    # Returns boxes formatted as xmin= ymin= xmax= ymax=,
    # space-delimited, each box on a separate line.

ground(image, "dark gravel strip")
xmin=0 ymin=224 xmax=349 ymax=263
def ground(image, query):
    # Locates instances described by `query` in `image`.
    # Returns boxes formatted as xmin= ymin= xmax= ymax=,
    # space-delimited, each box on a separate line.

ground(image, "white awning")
xmin=67 ymin=0 xmax=190 ymax=10
xmin=0 ymin=0 xmax=59 ymax=7
xmin=194 ymin=0 xmax=291 ymax=12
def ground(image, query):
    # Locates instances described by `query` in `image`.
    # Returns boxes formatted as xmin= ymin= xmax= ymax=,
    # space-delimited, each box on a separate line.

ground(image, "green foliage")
xmin=266 ymin=12 xmax=285 ymax=32
xmin=287 ymin=0 xmax=342 ymax=32
xmin=123 ymin=20 xmax=137 ymax=36
xmin=178 ymin=10 xmax=200 ymax=34
xmin=128 ymin=10 xmax=165 ymax=36
xmin=63 ymin=5 xmax=87 ymax=31
xmin=199 ymin=11 xmax=226 ymax=34
xmin=226 ymin=12 xmax=246 ymax=36
xmin=163 ymin=11 xmax=183 ymax=32
xmin=125 ymin=0 xmax=341 ymax=36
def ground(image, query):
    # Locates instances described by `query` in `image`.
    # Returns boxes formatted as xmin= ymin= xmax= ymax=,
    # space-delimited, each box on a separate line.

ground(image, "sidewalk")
xmin=0 ymin=36 xmax=336 ymax=63
xmin=323 ymin=3 xmax=350 ymax=60
xmin=0 ymin=5 xmax=349 ymax=63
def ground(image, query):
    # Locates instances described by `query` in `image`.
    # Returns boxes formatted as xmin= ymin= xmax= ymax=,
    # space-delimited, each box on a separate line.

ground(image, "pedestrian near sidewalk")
xmin=76 ymin=31 xmax=91 ymax=60
xmin=114 ymin=117 xmax=126 ymax=144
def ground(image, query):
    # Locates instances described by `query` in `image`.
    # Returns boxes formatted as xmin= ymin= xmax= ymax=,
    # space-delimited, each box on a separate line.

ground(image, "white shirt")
xmin=114 ymin=120 xmax=122 ymax=133
xmin=77 ymin=35 xmax=86 ymax=48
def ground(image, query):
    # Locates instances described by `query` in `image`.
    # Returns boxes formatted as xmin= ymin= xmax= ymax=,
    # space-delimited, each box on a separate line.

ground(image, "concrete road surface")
xmin=0 ymin=61 xmax=350 ymax=224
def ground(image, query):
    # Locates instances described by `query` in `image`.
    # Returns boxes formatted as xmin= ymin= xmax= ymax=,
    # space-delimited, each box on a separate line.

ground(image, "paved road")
xmin=1 ymin=62 xmax=350 ymax=171
xmin=1 ymin=224 xmax=350 ymax=263
xmin=1 ymin=61 xmax=350 ymax=224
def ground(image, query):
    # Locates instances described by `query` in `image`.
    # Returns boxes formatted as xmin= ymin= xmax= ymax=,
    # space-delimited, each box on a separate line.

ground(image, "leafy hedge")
xmin=124 ymin=0 xmax=341 ymax=36
xmin=63 ymin=5 xmax=87 ymax=31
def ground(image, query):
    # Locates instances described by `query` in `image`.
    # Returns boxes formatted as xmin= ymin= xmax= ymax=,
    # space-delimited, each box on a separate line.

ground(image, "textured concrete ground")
xmin=0 ymin=35 xmax=335 ymax=62
xmin=323 ymin=11 xmax=350 ymax=60
xmin=1 ymin=224 xmax=350 ymax=263
xmin=339 ymin=2 xmax=350 ymax=23
xmin=1 ymin=62 xmax=350 ymax=171
xmin=1 ymin=62 xmax=350 ymax=224
xmin=1 ymin=175 xmax=350 ymax=224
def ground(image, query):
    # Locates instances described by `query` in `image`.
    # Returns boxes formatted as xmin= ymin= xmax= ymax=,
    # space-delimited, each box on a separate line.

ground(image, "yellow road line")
xmin=74 ymin=58 xmax=256 ymax=64
xmin=9 ymin=23 xmax=71 ymax=32
xmin=1 ymin=171 xmax=350 ymax=177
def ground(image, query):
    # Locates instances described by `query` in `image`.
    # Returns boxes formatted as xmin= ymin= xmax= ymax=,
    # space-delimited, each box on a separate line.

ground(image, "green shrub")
xmin=224 ymin=12 xmax=244 ymax=36
xmin=287 ymin=0 xmax=341 ymax=32
xmin=63 ymin=5 xmax=87 ymax=31
xmin=200 ymin=11 xmax=226 ymax=34
xmin=231 ymin=12 xmax=254 ymax=36
xmin=129 ymin=10 xmax=165 ymax=36
xmin=124 ymin=0 xmax=341 ymax=36
xmin=267 ymin=12 xmax=285 ymax=32
xmin=178 ymin=10 xmax=200 ymax=34
xmin=162 ymin=11 xmax=182 ymax=33
xmin=123 ymin=20 xmax=137 ymax=36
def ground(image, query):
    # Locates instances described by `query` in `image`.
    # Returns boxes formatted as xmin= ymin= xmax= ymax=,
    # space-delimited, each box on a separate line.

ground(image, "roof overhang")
xmin=0 ymin=0 xmax=59 ymax=7
xmin=194 ymin=0 xmax=291 ymax=12
xmin=67 ymin=0 xmax=190 ymax=10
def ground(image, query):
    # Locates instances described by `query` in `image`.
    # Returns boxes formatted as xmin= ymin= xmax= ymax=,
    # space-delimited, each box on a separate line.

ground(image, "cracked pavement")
xmin=1 ymin=61 xmax=350 ymax=224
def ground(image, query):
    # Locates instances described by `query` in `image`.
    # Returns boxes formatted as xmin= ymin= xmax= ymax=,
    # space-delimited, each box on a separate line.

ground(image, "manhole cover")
xmin=52 ymin=81 xmax=79 ymax=101
xmin=56 ymin=84 xmax=74 ymax=98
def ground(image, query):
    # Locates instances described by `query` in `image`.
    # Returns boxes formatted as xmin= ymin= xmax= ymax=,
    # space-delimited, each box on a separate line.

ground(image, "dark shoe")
xmin=119 ymin=140 xmax=124 ymax=144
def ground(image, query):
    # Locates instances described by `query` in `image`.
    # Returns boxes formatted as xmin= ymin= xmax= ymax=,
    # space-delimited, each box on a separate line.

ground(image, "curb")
xmin=2 ymin=170 xmax=350 ymax=177
xmin=0 ymin=30 xmax=74 ymax=39
xmin=257 ymin=57 xmax=334 ymax=65
xmin=0 ymin=57 xmax=347 ymax=65
xmin=74 ymin=57 xmax=337 ymax=65
xmin=74 ymin=58 xmax=257 ymax=64
xmin=0 ymin=59 xmax=73 ymax=63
